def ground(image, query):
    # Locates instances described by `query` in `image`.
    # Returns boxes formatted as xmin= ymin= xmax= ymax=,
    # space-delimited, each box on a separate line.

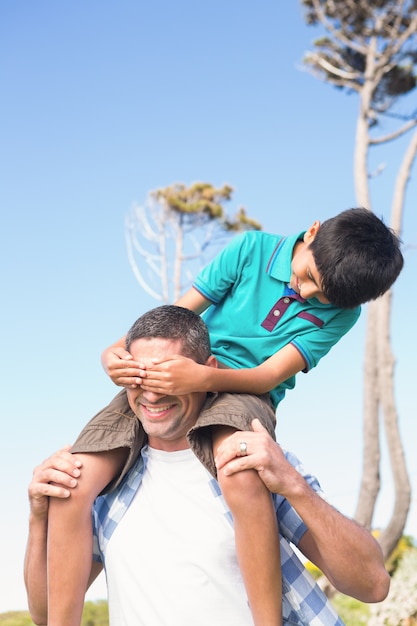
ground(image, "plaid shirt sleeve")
xmin=92 ymin=451 xmax=147 ymax=563
xmin=277 ymin=449 xmax=345 ymax=626
xmin=276 ymin=448 xmax=327 ymax=545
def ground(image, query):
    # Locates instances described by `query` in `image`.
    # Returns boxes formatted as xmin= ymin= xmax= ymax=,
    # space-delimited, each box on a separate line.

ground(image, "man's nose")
xmin=142 ymin=390 xmax=164 ymax=403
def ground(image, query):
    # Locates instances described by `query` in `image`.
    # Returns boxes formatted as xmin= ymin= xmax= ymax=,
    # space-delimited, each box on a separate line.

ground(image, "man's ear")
xmin=205 ymin=355 xmax=218 ymax=369
xmin=304 ymin=220 xmax=321 ymax=244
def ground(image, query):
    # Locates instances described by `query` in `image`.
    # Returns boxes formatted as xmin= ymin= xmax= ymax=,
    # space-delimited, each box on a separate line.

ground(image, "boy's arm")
xmin=140 ymin=342 xmax=306 ymax=395
xmin=175 ymin=287 xmax=213 ymax=314
xmin=101 ymin=288 xmax=212 ymax=387
xmin=100 ymin=334 xmax=132 ymax=386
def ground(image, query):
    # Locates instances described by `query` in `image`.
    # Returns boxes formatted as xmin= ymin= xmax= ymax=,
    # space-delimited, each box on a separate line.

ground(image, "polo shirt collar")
xmin=266 ymin=231 xmax=305 ymax=282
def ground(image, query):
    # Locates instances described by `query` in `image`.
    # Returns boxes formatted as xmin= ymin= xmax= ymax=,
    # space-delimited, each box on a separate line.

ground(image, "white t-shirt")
xmin=105 ymin=447 xmax=254 ymax=626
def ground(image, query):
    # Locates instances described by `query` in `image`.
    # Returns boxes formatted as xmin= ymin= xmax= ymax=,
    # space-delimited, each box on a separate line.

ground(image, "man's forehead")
xmin=129 ymin=336 xmax=184 ymax=356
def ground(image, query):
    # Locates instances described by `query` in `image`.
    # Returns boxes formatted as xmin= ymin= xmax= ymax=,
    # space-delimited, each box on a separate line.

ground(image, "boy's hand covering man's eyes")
xmin=140 ymin=355 xmax=208 ymax=395
xmin=104 ymin=346 xmax=147 ymax=388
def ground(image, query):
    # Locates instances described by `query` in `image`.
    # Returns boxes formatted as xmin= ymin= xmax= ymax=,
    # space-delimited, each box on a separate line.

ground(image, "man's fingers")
xmin=30 ymin=447 xmax=82 ymax=495
xmin=219 ymin=457 xmax=253 ymax=477
xmin=37 ymin=455 xmax=81 ymax=477
xmin=29 ymin=482 xmax=71 ymax=499
xmin=31 ymin=466 xmax=77 ymax=489
xmin=251 ymin=418 xmax=268 ymax=432
xmin=29 ymin=466 xmax=78 ymax=502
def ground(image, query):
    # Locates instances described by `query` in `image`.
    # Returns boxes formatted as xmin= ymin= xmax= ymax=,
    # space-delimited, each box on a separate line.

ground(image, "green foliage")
xmin=151 ymin=182 xmax=261 ymax=230
xmin=80 ymin=600 xmax=109 ymax=626
xmin=371 ymin=529 xmax=416 ymax=574
xmin=305 ymin=537 xmax=417 ymax=625
xmin=224 ymin=207 xmax=262 ymax=232
xmin=126 ymin=180 xmax=262 ymax=302
xmin=304 ymin=559 xmax=323 ymax=580
xmin=0 ymin=612 xmax=34 ymax=626
xmin=0 ymin=601 xmax=109 ymax=626
xmin=301 ymin=0 xmax=417 ymax=114
xmin=330 ymin=594 xmax=370 ymax=626
xmin=153 ymin=182 xmax=233 ymax=219
xmin=384 ymin=533 xmax=416 ymax=575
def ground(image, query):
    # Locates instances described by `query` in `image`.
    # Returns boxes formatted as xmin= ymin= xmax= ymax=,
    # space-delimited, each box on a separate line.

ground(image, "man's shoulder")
xmin=200 ymin=392 xmax=274 ymax=421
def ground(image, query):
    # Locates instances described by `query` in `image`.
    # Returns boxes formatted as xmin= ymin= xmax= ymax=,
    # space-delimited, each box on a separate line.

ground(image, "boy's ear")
xmin=304 ymin=220 xmax=321 ymax=244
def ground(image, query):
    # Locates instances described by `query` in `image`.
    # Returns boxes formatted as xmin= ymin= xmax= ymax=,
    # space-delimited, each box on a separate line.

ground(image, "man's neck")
xmin=147 ymin=437 xmax=191 ymax=452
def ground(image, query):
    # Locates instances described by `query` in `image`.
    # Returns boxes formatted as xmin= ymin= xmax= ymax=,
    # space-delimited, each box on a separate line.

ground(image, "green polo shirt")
xmin=193 ymin=230 xmax=360 ymax=407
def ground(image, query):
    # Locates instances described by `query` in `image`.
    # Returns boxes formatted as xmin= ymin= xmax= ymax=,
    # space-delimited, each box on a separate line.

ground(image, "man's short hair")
xmin=126 ymin=305 xmax=212 ymax=364
xmin=310 ymin=208 xmax=404 ymax=308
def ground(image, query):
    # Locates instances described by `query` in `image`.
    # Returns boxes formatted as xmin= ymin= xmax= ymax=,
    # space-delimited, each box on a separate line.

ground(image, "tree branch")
xmin=310 ymin=0 xmax=369 ymax=56
xmin=314 ymin=54 xmax=361 ymax=80
xmin=369 ymin=119 xmax=417 ymax=145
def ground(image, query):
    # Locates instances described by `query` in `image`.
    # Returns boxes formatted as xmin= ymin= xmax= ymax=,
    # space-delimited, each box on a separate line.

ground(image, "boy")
xmin=47 ymin=208 xmax=403 ymax=626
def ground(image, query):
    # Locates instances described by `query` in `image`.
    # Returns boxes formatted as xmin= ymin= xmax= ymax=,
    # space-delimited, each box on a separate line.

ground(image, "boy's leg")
xmin=188 ymin=393 xmax=282 ymax=625
xmin=214 ymin=427 xmax=282 ymax=626
xmin=47 ymin=448 xmax=128 ymax=626
xmin=47 ymin=392 xmax=146 ymax=626
xmin=71 ymin=389 xmax=143 ymax=493
xmin=187 ymin=392 xmax=277 ymax=478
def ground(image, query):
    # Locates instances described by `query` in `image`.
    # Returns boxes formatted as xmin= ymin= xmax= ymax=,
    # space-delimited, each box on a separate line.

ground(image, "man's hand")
xmin=216 ymin=421 xmax=390 ymax=603
xmin=215 ymin=419 xmax=303 ymax=498
xmin=28 ymin=446 xmax=82 ymax=520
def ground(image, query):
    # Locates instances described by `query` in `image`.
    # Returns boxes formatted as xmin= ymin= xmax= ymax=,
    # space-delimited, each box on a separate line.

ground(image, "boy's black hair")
xmin=126 ymin=305 xmax=212 ymax=364
xmin=309 ymin=208 xmax=404 ymax=309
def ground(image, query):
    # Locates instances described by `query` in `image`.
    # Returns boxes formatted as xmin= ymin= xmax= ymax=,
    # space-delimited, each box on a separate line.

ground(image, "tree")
xmin=125 ymin=182 xmax=261 ymax=303
xmin=301 ymin=0 xmax=417 ymax=559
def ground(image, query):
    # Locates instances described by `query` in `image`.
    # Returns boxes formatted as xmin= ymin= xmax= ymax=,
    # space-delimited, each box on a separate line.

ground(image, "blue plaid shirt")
xmin=92 ymin=447 xmax=345 ymax=626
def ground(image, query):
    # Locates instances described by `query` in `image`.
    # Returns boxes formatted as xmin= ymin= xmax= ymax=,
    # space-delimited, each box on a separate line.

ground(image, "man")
xmin=25 ymin=306 xmax=389 ymax=626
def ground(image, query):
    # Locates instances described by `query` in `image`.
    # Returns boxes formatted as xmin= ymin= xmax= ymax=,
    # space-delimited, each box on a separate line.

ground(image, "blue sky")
xmin=1 ymin=0 xmax=416 ymax=612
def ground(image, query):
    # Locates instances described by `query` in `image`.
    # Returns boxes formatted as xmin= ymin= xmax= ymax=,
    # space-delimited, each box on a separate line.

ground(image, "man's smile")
xmin=140 ymin=403 xmax=176 ymax=418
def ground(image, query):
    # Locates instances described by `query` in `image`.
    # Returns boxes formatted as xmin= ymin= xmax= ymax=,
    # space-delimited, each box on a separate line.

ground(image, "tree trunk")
xmin=173 ymin=214 xmax=184 ymax=303
xmin=354 ymin=126 xmax=416 ymax=560
xmin=377 ymin=289 xmax=411 ymax=557
xmin=353 ymin=80 xmax=384 ymax=530
xmin=354 ymin=300 xmax=381 ymax=528
xmin=301 ymin=0 xmax=417 ymax=564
